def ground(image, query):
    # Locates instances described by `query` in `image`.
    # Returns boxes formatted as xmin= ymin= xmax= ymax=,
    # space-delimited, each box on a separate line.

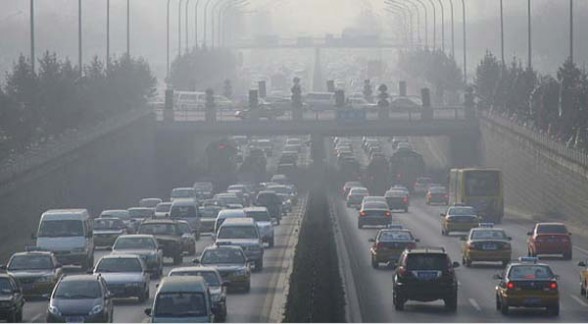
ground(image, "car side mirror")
xmin=460 ymin=236 xmax=467 ymax=241
xmin=144 ymin=308 xmax=152 ymax=317
xmin=0 ymin=265 xmax=6 ymax=270
xmin=507 ymin=237 xmax=512 ymax=240
xmin=526 ymin=231 xmax=532 ymax=236
xmin=414 ymin=238 xmax=420 ymax=242
xmin=578 ymin=261 xmax=586 ymax=267
xmin=452 ymin=261 xmax=460 ymax=268
xmin=492 ymin=273 xmax=503 ymax=280
xmin=221 ymin=281 xmax=230 ymax=287
xmin=368 ymin=238 xmax=375 ymax=243
xmin=440 ymin=213 xmax=445 ymax=217
xmin=30 ymin=233 xmax=36 ymax=240
xmin=192 ymin=258 xmax=201 ymax=264
xmin=55 ymin=263 xmax=62 ymax=268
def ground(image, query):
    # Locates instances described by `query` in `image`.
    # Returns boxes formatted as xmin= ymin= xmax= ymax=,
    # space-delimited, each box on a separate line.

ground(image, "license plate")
xmin=66 ymin=317 xmax=84 ymax=323
xmin=416 ymin=271 xmax=437 ymax=280
xmin=524 ymin=298 xmax=541 ymax=305
xmin=483 ymin=244 xmax=497 ymax=250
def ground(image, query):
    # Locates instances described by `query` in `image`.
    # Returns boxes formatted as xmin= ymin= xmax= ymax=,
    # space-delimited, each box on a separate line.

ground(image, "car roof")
xmin=60 ymin=274 xmax=101 ymax=282
xmin=11 ymin=251 xmax=54 ymax=258
xmin=217 ymin=209 xmax=246 ymax=217
xmin=141 ymin=219 xmax=178 ymax=225
xmin=157 ymin=276 xmax=208 ymax=293
xmin=169 ymin=266 xmax=220 ymax=275
xmin=117 ymin=234 xmax=156 ymax=240
xmin=221 ymin=217 xmax=256 ymax=225
xmin=41 ymin=209 xmax=89 ymax=220
xmin=243 ymin=207 xmax=269 ymax=212
xmin=98 ymin=254 xmax=142 ymax=260
xmin=171 ymin=199 xmax=197 ymax=206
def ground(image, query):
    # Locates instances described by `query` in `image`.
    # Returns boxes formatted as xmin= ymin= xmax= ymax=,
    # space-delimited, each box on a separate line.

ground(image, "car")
xmin=3 ymin=251 xmax=63 ymax=299
xmin=99 ymin=209 xmax=134 ymax=233
xmin=244 ymin=207 xmax=275 ymax=248
xmin=93 ymin=254 xmax=150 ymax=302
xmin=361 ymin=196 xmax=387 ymax=206
xmin=392 ymin=247 xmax=460 ymax=311
xmin=413 ymin=177 xmax=433 ymax=195
xmin=304 ymin=91 xmax=335 ymax=109
xmin=128 ymin=207 xmax=156 ymax=230
xmin=214 ymin=218 xmax=264 ymax=271
xmin=266 ymin=184 xmax=294 ymax=213
xmin=144 ymin=276 xmax=215 ymax=323
xmin=440 ymin=206 xmax=481 ymax=236
xmin=346 ymin=187 xmax=369 ymax=209
xmin=391 ymin=96 xmax=422 ymax=110
xmin=358 ymin=200 xmax=392 ymax=229
xmin=348 ymin=97 xmax=377 ymax=110
xmin=46 ymin=274 xmax=114 ymax=323
xmin=461 ymin=225 xmax=512 ymax=267
xmin=93 ymin=217 xmax=128 ymax=248
xmin=391 ymin=137 xmax=409 ymax=150
xmin=193 ymin=245 xmax=251 ymax=292
xmin=0 ymin=271 xmax=25 ymax=322
xmin=193 ymin=181 xmax=214 ymax=199
xmin=426 ymin=186 xmax=449 ymax=205
xmin=137 ymin=219 xmax=185 ymax=265
xmin=384 ymin=190 xmax=410 ymax=212
xmin=369 ymin=228 xmax=419 ymax=269
xmin=577 ymin=260 xmax=588 ymax=298
xmin=235 ymin=104 xmax=284 ymax=121
xmin=169 ymin=199 xmax=201 ymax=240
xmin=170 ymin=187 xmax=198 ymax=202
xmin=168 ymin=267 xmax=227 ymax=321
xmin=33 ymin=209 xmax=94 ymax=271
xmin=111 ymin=235 xmax=163 ymax=278
xmin=494 ymin=257 xmax=559 ymax=315
xmin=139 ymin=198 xmax=163 ymax=208
xmin=270 ymin=174 xmax=291 ymax=186
xmin=342 ymin=181 xmax=363 ymax=197
xmin=154 ymin=202 xmax=172 ymax=218
xmin=214 ymin=209 xmax=246 ymax=233
xmin=214 ymin=193 xmax=243 ymax=208
xmin=199 ymin=201 xmax=222 ymax=233
xmin=176 ymin=220 xmax=197 ymax=256
xmin=526 ymin=222 xmax=572 ymax=260
xmin=254 ymin=191 xmax=283 ymax=225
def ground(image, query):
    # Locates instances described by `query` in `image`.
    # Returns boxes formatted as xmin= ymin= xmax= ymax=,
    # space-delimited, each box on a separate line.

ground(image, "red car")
xmin=527 ymin=222 xmax=572 ymax=260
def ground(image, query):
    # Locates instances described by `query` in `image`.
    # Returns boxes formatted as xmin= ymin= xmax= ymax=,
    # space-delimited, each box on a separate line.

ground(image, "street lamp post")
xmin=569 ymin=0 xmax=574 ymax=63
xmin=448 ymin=0 xmax=454 ymax=57
xmin=30 ymin=0 xmax=35 ymax=72
xmin=167 ymin=0 xmax=172 ymax=81
xmin=203 ymin=0 xmax=214 ymax=48
xmin=387 ymin=3 xmax=413 ymax=48
xmin=426 ymin=0 xmax=436 ymax=50
xmin=406 ymin=0 xmax=423 ymax=48
xmin=500 ymin=0 xmax=505 ymax=66
xmin=461 ymin=0 xmax=467 ymax=82
xmin=390 ymin=0 xmax=421 ymax=47
xmin=106 ymin=0 xmax=110 ymax=68
xmin=436 ymin=0 xmax=445 ymax=53
xmin=527 ymin=0 xmax=531 ymax=69
xmin=185 ymin=0 xmax=191 ymax=51
xmin=385 ymin=7 xmax=410 ymax=47
xmin=126 ymin=0 xmax=130 ymax=56
xmin=210 ymin=0 xmax=227 ymax=49
xmin=413 ymin=0 xmax=429 ymax=49
xmin=194 ymin=0 xmax=200 ymax=48
xmin=178 ymin=0 xmax=184 ymax=56
xmin=78 ymin=0 xmax=82 ymax=76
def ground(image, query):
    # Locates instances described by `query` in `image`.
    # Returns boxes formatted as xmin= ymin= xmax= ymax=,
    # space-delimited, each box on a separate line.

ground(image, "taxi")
xmin=494 ymin=257 xmax=559 ymax=316
xmin=461 ymin=224 xmax=512 ymax=267
xmin=440 ymin=205 xmax=481 ymax=236
xmin=3 ymin=251 xmax=63 ymax=297
xmin=368 ymin=225 xmax=419 ymax=269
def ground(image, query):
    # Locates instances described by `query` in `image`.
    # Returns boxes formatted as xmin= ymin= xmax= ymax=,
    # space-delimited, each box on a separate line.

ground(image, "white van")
xmin=33 ymin=209 xmax=94 ymax=270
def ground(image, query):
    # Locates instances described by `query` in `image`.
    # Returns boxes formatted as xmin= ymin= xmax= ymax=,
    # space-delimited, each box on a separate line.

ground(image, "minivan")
xmin=169 ymin=199 xmax=201 ymax=239
xmin=145 ymin=276 xmax=215 ymax=323
xmin=33 ymin=209 xmax=94 ymax=271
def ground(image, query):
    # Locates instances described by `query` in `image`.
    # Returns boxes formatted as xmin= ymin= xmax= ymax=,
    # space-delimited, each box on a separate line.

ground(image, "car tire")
xmin=547 ymin=304 xmax=559 ymax=316
xmin=563 ymin=251 xmax=572 ymax=260
xmin=500 ymin=298 xmax=509 ymax=315
xmin=244 ymin=282 xmax=251 ymax=293
xmin=371 ymin=256 xmax=378 ymax=269
xmin=358 ymin=222 xmax=363 ymax=229
xmin=16 ymin=308 xmax=23 ymax=323
xmin=444 ymin=294 xmax=458 ymax=312
xmin=581 ymin=284 xmax=586 ymax=297
xmin=8 ymin=310 xmax=17 ymax=323
xmin=255 ymin=259 xmax=263 ymax=272
xmin=393 ymin=292 xmax=405 ymax=311
xmin=269 ymin=237 xmax=275 ymax=248
xmin=173 ymin=253 xmax=183 ymax=265
xmin=441 ymin=229 xmax=446 ymax=236
xmin=495 ymin=295 xmax=501 ymax=311
xmin=275 ymin=218 xmax=280 ymax=225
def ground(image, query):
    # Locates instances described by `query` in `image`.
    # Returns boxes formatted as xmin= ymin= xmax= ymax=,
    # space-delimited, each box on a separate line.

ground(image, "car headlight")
xmin=89 ymin=304 xmax=104 ymax=316
xmin=48 ymin=305 xmax=61 ymax=316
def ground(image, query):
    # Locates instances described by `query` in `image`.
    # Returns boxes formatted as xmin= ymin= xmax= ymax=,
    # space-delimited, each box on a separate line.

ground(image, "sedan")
xmin=369 ymin=228 xmax=418 ymax=268
xmin=358 ymin=201 xmax=392 ymax=229
xmin=93 ymin=254 xmax=150 ymax=302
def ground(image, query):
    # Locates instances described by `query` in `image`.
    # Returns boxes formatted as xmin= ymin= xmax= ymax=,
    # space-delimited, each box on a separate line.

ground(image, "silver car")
xmin=93 ymin=254 xmax=150 ymax=302
xmin=111 ymin=235 xmax=163 ymax=278
xmin=244 ymin=207 xmax=275 ymax=248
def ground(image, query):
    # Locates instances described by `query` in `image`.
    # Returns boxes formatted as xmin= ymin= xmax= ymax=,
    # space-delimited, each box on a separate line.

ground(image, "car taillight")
xmin=398 ymin=266 xmax=410 ymax=277
xmin=466 ymin=242 xmax=475 ymax=250
xmin=385 ymin=211 xmax=391 ymax=217
xmin=550 ymin=282 xmax=558 ymax=290
xmin=561 ymin=237 xmax=570 ymax=243
xmin=360 ymin=211 xmax=367 ymax=217
xmin=507 ymin=282 xmax=515 ymax=289
xmin=403 ymin=197 xmax=409 ymax=204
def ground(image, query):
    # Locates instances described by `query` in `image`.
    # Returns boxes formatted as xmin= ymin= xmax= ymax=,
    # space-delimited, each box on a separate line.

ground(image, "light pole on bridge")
xmin=426 ymin=0 xmax=436 ymax=50
xmin=386 ymin=3 xmax=413 ymax=49
xmin=30 ymin=0 xmax=35 ymax=72
xmin=387 ymin=0 xmax=420 ymax=48
xmin=413 ymin=0 xmax=430 ymax=50
xmin=436 ymin=0 xmax=445 ymax=53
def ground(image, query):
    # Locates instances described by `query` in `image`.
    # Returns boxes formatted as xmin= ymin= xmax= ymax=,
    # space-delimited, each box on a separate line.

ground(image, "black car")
xmin=46 ymin=274 xmax=114 ymax=323
xmin=137 ymin=220 xmax=184 ymax=265
xmin=392 ymin=247 xmax=460 ymax=312
xmin=385 ymin=189 xmax=409 ymax=212
xmin=357 ymin=201 xmax=392 ymax=229
xmin=0 ymin=272 xmax=25 ymax=322
xmin=255 ymin=191 xmax=282 ymax=225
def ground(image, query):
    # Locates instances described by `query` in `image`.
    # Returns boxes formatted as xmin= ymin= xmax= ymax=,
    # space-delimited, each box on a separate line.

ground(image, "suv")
xmin=137 ymin=220 xmax=184 ymax=265
xmin=392 ymin=247 xmax=460 ymax=312
xmin=255 ymin=191 xmax=283 ymax=225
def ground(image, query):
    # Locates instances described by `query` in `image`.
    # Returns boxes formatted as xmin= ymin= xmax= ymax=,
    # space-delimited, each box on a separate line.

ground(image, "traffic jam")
xmin=0 ymin=136 xmax=306 ymax=323
xmin=334 ymin=135 xmax=579 ymax=317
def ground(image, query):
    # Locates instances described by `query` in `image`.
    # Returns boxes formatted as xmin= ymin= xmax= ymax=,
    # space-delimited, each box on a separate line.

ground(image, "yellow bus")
xmin=448 ymin=168 xmax=504 ymax=223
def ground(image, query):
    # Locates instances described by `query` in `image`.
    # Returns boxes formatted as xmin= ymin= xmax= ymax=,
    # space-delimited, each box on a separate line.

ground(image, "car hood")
xmin=52 ymin=298 xmax=101 ymax=315
xmin=98 ymin=272 xmax=144 ymax=283
xmin=215 ymin=238 xmax=260 ymax=246
xmin=151 ymin=316 xmax=210 ymax=323
xmin=202 ymin=264 xmax=245 ymax=272
xmin=37 ymin=237 xmax=85 ymax=251
xmin=111 ymin=249 xmax=156 ymax=256
xmin=9 ymin=269 xmax=54 ymax=278
xmin=152 ymin=235 xmax=182 ymax=243
xmin=93 ymin=229 xmax=124 ymax=235
xmin=0 ymin=295 xmax=13 ymax=302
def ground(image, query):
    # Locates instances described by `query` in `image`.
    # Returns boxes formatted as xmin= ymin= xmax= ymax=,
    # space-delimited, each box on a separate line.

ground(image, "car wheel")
xmin=500 ymin=298 xmax=509 ymax=315
xmin=8 ymin=310 xmax=17 ymax=323
xmin=563 ymin=251 xmax=572 ymax=260
xmin=173 ymin=254 xmax=183 ymax=265
xmin=404 ymin=208 xmax=408 ymax=213
xmin=547 ymin=304 xmax=559 ymax=316
xmin=441 ymin=229 xmax=446 ymax=236
xmin=244 ymin=282 xmax=251 ymax=293
xmin=275 ymin=218 xmax=280 ymax=225
xmin=393 ymin=291 xmax=405 ymax=311
xmin=371 ymin=256 xmax=378 ymax=269
xmin=269 ymin=237 xmax=275 ymax=248
xmin=444 ymin=294 xmax=458 ymax=312
xmin=16 ymin=308 xmax=23 ymax=323
xmin=495 ymin=295 xmax=501 ymax=310
xmin=581 ymin=284 xmax=586 ymax=297
xmin=255 ymin=259 xmax=263 ymax=272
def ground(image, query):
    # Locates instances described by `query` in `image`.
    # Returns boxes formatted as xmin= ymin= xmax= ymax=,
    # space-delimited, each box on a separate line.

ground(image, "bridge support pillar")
xmin=448 ymin=130 xmax=481 ymax=168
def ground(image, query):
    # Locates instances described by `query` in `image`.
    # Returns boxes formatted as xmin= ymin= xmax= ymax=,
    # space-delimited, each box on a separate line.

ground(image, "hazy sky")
xmin=0 ymin=0 xmax=587 ymax=80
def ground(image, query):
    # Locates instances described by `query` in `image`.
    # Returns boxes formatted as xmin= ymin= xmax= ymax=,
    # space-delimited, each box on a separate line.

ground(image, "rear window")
xmin=536 ymin=224 xmax=568 ymax=234
xmin=508 ymin=265 xmax=554 ymax=280
xmin=379 ymin=231 xmax=413 ymax=242
xmin=448 ymin=207 xmax=476 ymax=216
xmin=245 ymin=211 xmax=271 ymax=222
xmin=471 ymin=229 xmax=508 ymax=240
xmin=350 ymin=188 xmax=368 ymax=195
xmin=363 ymin=202 xmax=389 ymax=210
xmin=447 ymin=215 xmax=478 ymax=222
xmin=405 ymin=254 xmax=449 ymax=270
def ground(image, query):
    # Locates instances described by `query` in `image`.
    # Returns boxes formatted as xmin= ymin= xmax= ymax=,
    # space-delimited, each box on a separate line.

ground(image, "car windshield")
xmin=536 ymin=224 xmax=568 ymax=234
xmin=171 ymin=189 xmax=196 ymax=199
xmin=113 ymin=237 xmax=156 ymax=250
xmin=54 ymin=280 xmax=101 ymax=299
xmin=169 ymin=271 xmax=221 ymax=286
xmin=170 ymin=205 xmax=198 ymax=218
xmin=471 ymin=230 xmax=508 ymax=240
xmin=405 ymin=254 xmax=449 ymax=270
xmin=128 ymin=208 xmax=154 ymax=219
xmin=201 ymin=249 xmax=245 ymax=264
xmin=508 ymin=265 xmax=554 ymax=280
xmin=177 ymin=223 xmax=191 ymax=234
xmin=464 ymin=171 xmax=500 ymax=196
xmin=139 ymin=223 xmax=180 ymax=236
xmin=217 ymin=226 xmax=258 ymax=239
xmin=448 ymin=207 xmax=476 ymax=215
xmin=257 ymin=193 xmax=280 ymax=205
xmin=0 ymin=279 xmax=12 ymax=295
xmin=96 ymin=257 xmax=142 ymax=273
xmin=379 ymin=231 xmax=414 ymax=241
xmin=38 ymin=220 xmax=84 ymax=237
xmin=154 ymin=292 xmax=207 ymax=318
xmin=155 ymin=203 xmax=172 ymax=213
xmin=246 ymin=211 xmax=271 ymax=222
xmin=448 ymin=215 xmax=478 ymax=222
xmin=93 ymin=218 xmax=125 ymax=230
xmin=8 ymin=255 xmax=53 ymax=270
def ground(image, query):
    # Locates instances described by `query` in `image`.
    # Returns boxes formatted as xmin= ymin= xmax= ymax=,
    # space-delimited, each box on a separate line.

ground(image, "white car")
xmin=244 ymin=207 xmax=275 ymax=248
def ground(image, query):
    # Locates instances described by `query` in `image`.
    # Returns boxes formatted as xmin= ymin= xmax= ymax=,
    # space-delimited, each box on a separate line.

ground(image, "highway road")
xmin=331 ymin=138 xmax=588 ymax=323
xmin=18 ymin=136 xmax=308 ymax=323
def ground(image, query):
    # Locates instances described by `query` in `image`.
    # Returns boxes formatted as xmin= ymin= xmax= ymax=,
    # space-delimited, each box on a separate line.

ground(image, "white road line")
xmin=573 ymin=245 xmax=588 ymax=255
xmin=31 ymin=313 xmax=43 ymax=323
xmin=468 ymin=298 xmax=482 ymax=312
xmin=570 ymin=294 xmax=588 ymax=307
xmin=457 ymin=280 xmax=461 ymax=287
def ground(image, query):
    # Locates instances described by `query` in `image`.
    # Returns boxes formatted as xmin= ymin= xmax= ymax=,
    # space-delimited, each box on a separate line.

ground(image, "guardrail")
xmin=0 ymin=108 xmax=152 ymax=185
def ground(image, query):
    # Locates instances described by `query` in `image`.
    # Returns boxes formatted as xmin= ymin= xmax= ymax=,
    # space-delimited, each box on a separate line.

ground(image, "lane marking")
xmin=570 ymin=294 xmax=588 ymax=307
xmin=31 ymin=313 xmax=43 ymax=323
xmin=468 ymin=298 xmax=482 ymax=312
xmin=573 ymin=245 xmax=588 ymax=255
